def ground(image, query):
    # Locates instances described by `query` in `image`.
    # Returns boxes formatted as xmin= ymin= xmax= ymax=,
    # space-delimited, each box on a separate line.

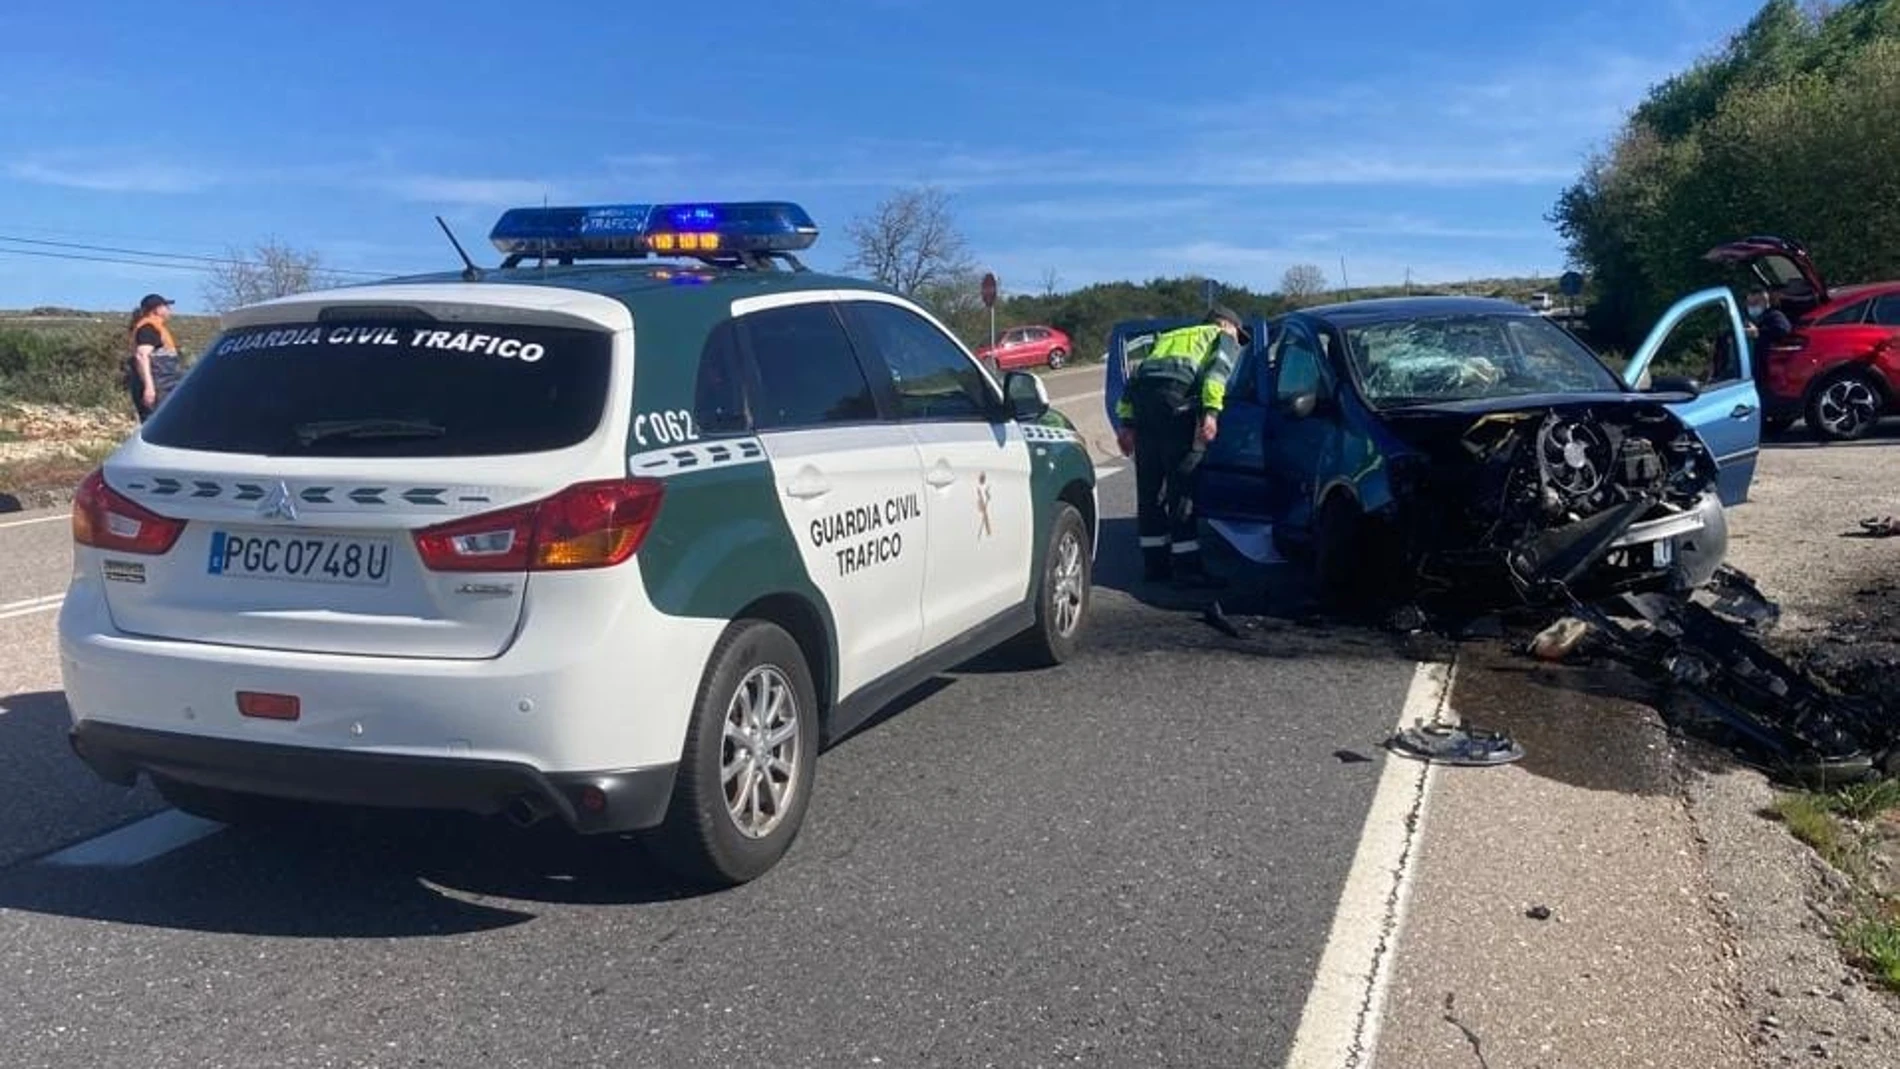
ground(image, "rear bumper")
xmin=70 ymin=720 xmax=676 ymax=833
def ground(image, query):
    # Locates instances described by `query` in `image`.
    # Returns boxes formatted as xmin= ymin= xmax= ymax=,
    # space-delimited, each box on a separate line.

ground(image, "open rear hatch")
xmin=90 ymin=311 xmax=620 ymax=660
xmin=1704 ymin=235 xmax=1829 ymax=312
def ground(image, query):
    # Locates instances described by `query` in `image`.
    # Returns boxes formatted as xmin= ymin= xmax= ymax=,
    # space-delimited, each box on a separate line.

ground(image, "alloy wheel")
xmin=720 ymin=665 xmax=802 ymax=839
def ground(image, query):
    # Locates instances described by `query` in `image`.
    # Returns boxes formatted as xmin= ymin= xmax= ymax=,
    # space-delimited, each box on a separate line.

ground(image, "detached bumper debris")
xmin=1565 ymin=580 xmax=1893 ymax=780
xmin=1386 ymin=723 xmax=1526 ymax=767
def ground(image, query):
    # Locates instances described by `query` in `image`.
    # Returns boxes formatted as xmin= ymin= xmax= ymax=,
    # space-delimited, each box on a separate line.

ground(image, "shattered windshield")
xmin=1344 ymin=314 xmax=1621 ymax=406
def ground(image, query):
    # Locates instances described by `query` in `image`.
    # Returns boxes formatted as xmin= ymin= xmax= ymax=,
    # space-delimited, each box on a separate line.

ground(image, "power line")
xmin=0 ymin=245 xmax=224 ymax=274
xmin=0 ymin=234 xmax=395 ymax=279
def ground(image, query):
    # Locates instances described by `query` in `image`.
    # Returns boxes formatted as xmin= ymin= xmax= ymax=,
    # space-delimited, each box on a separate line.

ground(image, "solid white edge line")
xmin=38 ymin=809 xmax=226 ymax=868
xmin=0 ymin=514 xmax=69 ymax=530
xmin=1283 ymin=659 xmax=1455 ymax=1069
xmin=0 ymin=593 xmax=65 ymax=612
xmin=0 ymin=597 xmax=64 ymax=621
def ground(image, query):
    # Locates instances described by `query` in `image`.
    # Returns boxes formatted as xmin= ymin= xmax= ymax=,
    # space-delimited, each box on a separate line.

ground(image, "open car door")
xmin=1620 ymin=286 xmax=1761 ymax=505
xmin=1103 ymin=317 xmax=1197 ymax=432
xmin=1103 ymin=315 xmax=1280 ymax=561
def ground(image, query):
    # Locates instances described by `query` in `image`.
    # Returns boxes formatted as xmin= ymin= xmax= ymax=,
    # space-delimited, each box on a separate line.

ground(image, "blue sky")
xmin=0 ymin=0 xmax=1765 ymax=312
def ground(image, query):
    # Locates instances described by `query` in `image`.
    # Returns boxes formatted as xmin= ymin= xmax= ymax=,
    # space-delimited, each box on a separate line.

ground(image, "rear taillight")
xmin=413 ymin=479 xmax=665 ymax=573
xmin=72 ymin=469 xmax=186 ymax=555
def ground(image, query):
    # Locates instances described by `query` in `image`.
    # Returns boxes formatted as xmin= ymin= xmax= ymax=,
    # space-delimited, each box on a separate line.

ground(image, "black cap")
xmin=139 ymin=293 xmax=174 ymax=313
xmin=1207 ymin=304 xmax=1253 ymax=347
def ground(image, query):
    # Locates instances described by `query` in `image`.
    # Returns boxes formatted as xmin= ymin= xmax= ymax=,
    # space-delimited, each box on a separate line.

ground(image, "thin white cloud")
xmin=370 ymin=175 xmax=561 ymax=206
xmin=6 ymin=159 xmax=219 ymax=194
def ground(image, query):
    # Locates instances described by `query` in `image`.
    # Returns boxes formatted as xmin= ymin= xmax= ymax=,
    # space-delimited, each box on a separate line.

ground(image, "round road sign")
xmin=980 ymin=272 xmax=998 ymax=308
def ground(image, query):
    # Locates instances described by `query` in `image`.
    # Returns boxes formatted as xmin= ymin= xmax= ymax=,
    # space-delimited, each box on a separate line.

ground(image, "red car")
xmin=1707 ymin=236 xmax=1900 ymax=441
xmin=975 ymin=325 xmax=1072 ymax=370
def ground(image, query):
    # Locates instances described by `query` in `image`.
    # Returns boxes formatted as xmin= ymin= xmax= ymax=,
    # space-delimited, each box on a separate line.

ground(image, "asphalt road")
xmin=0 ymin=396 xmax=1426 ymax=1069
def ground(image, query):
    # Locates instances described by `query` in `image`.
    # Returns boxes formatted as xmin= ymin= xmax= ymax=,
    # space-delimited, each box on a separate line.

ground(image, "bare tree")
xmin=1280 ymin=263 xmax=1329 ymax=304
xmin=842 ymin=187 xmax=975 ymax=296
xmin=202 ymin=238 xmax=336 ymax=311
xmin=1039 ymin=267 xmax=1062 ymax=297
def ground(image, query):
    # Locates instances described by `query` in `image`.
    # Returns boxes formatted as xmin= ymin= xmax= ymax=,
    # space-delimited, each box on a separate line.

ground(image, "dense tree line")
xmin=1553 ymin=0 xmax=1900 ymax=348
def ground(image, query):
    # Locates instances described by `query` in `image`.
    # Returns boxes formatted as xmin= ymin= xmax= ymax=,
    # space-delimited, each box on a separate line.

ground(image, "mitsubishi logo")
xmin=257 ymin=480 xmax=298 ymax=522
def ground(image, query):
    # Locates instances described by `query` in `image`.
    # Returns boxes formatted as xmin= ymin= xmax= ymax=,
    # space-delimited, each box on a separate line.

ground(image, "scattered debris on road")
xmin=1568 ymin=585 xmax=1893 ymax=781
xmin=1528 ymin=617 xmax=1593 ymax=662
xmin=1525 ymin=904 xmax=1553 ymax=921
xmin=1857 ymin=516 xmax=1900 ymax=538
xmin=1386 ymin=723 xmax=1526 ymax=767
xmin=1201 ymin=600 xmax=1243 ymax=639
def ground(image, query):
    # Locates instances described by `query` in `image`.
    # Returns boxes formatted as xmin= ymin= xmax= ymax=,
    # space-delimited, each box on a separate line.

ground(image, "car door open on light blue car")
xmin=1618 ymin=287 xmax=1762 ymax=507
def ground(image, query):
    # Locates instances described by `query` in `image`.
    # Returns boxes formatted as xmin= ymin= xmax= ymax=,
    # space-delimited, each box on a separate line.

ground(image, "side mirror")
xmin=1280 ymin=390 xmax=1318 ymax=419
xmin=1650 ymin=374 xmax=1702 ymax=397
xmin=1004 ymin=370 xmax=1051 ymax=420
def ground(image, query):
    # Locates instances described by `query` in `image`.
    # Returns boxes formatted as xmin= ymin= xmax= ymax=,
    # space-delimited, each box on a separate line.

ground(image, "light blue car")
xmin=1104 ymin=290 xmax=1759 ymax=607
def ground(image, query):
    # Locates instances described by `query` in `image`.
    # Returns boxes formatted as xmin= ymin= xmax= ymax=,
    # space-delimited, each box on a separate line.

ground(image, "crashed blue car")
xmin=1105 ymin=291 xmax=1761 ymax=607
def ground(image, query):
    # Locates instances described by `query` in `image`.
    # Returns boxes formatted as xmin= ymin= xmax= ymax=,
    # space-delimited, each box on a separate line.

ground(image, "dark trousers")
xmin=1133 ymin=408 xmax=1205 ymax=578
xmin=128 ymin=379 xmax=155 ymax=423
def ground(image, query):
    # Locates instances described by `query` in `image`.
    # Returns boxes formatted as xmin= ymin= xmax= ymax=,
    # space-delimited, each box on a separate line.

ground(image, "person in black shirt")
xmin=127 ymin=293 xmax=183 ymax=421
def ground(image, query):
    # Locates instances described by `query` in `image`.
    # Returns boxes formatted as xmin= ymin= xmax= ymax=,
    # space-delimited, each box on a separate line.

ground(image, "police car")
xmin=59 ymin=200 xmax=1097 ymax=886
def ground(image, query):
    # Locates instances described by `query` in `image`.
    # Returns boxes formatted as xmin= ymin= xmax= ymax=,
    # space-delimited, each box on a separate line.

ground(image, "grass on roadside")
xmin=1770 ymin=778 xmax=1900 ymax=992
xmin=1844 ymin=913 xmax=1900 ymax=990
xmin=0 ymin=440 xmax=117 ymax=497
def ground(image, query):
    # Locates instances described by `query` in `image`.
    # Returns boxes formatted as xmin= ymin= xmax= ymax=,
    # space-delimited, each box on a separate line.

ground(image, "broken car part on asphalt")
xmin=1386 ymin=723 xmax=1526 ymax=767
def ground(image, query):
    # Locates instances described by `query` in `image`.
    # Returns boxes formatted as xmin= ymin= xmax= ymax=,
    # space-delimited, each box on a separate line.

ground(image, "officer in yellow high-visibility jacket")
xmin=1115 ymin=305 xmax=1250 ymax=586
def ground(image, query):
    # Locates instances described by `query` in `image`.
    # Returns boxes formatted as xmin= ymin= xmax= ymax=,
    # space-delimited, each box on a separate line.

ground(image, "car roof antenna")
xmin=434 ymin=215 xmax=485 ymax=282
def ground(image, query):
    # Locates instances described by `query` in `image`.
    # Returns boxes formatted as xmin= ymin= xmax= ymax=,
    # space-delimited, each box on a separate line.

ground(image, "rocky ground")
xmin=0 ymin=403 xmax=131 ymax=509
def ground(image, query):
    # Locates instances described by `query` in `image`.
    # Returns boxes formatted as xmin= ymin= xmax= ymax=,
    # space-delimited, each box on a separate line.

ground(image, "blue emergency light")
xmin=488 ymin=201 xmax=818 ymax=264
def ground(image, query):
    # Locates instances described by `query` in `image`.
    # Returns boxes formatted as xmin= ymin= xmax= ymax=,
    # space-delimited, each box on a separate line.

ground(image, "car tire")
xmin=151 ymin=774 xmax=296 ymax=826
xmin=653 ymin=620 xmax=819 ymax=888
xmin=1046 ymin=348 xmax=1067 ymax=370
xmin=1004 ymin=503 xmax=1092 ymax=667
xmin=1806 ymin=370 xmax=1884 ymax=442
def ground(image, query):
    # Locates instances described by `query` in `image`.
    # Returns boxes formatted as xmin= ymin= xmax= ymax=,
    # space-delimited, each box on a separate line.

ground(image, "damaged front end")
xmin=1382 ymin=398 xmax=1726 ymax=608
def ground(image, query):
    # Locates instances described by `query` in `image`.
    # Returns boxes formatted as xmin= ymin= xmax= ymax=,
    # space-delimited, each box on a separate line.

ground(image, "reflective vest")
xmin=130 ymin=314 xmax=178 ymax=354
xmin=1115 ymin=323 xmax=1237 ymax=421
xmin=128 ymin=315 xmax=184 ymax=396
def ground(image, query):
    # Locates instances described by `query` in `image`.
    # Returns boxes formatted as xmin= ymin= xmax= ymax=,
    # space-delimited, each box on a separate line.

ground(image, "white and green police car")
xmin=59 ymin=201 xmax=1097 ymax=886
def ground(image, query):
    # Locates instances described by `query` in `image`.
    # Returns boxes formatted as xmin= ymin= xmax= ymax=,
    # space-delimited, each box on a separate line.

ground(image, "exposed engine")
xmin=1384 ymin=401 xmax=1721 ymax=602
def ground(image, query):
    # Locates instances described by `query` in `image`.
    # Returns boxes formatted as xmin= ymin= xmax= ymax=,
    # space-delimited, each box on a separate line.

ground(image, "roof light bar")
xmin=487 ymin=201 xmax=818 ymax=261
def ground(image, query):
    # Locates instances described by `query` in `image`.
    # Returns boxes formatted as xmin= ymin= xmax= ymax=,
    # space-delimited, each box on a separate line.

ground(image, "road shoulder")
xmin=1373 ymin=645 xmax=1753 ymax=1067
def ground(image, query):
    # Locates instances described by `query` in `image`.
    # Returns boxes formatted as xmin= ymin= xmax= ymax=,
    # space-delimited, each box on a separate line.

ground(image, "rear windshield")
xmin=142 ymin=319 xmax=613 ymax=456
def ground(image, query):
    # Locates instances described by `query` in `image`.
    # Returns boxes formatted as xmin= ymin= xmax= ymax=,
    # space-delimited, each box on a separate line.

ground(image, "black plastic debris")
xmin=1201 ymin=600 xmax=1244 ymax=639
xmin=1385 ymin=723 xmax=1526 ymax=767
xmin=1697 ymin=565 xmax=1781 ymax=634
xmin=1525 ymin=904 xmax=1554 ymax=921
xmin=1857 ymin=516 xmax=1900 ymax=538
xmin=1570 ymin=592 xmax=1890 ymax=781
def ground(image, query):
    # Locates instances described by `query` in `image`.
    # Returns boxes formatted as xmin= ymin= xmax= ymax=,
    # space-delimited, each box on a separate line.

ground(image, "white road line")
xmin=1050 ymin=388 xmax=1105 ymax=406
xmin=1284 ymin=660 xmax=1454 ymax=1069
xmin=39 ymin=810 xmax=226 ymax=868
xmin=0 ymin=513 xmax=68 ymax=530
xmin=0 ymin=593 xmax=65 ymax=620
xmin=1 ymin=593 xmax=63 ymax=611
xmin=1096 ymin=465 xmax=1126 ymax=479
